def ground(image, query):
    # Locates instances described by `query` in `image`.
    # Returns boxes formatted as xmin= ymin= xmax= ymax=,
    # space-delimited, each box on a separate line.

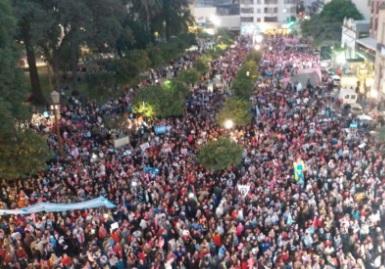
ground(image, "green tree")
xmin=195 ymin=54 xmax=212 ymax=74
xmin=197 ymin=137 xmax=243 ymax=172
xmin=301 ymin=0 xmax=363 ymax=45
xmin=156 ymin=0 xmax=192 ymax=40
xmin=0 ymin=0 xmax=50 ymax=179
xmin=38 ymin=0 xmax=127 ymax=87
xmin=13 ymin=0 xmax=47 ymax=105
xmin=0 ymin=130 xmax=51 ymax=179
xmin=132 ymin=83 xmax=187 ymax=118
xmin=217 ymin=98 xmax=252 ymax=127
xmin=232 ymin=76 xmax=254 ymax=100
xmin=131 ymin=0 xmax=161 ymax=39
xmin=320 ymin=0 xmax=363 ymax=22
xmin=231 ymin=55 xmax=259 ymax=100
xmin=178 ymin=68 xmax=200 ymax=86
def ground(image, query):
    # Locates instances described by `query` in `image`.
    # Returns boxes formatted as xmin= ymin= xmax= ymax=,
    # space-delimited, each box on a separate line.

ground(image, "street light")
xmin=224 ymin=119 xmax=234 ymax=130
xmin=50 ymin=90 xmax=63 ymax=157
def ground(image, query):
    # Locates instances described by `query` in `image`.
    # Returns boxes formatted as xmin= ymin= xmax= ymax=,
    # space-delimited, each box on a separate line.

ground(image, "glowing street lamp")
xmin=224 ymin=119 xmax=234 ymax=129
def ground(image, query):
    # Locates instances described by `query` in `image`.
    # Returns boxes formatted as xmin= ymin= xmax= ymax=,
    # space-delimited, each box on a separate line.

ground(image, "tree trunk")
xmin=24 ymin=31 xmax=46 ymax=105
xmin=71 ymin=42 xmax=79 ymax=89
xmin=163 ymin=0 xmax=171 ymax=41
xmin=144 ymin=0 xmax=151 ymax=35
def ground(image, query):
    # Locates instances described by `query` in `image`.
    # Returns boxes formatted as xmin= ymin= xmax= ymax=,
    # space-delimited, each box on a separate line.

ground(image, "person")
xmin=0 ymin=35 xmax=384 ymax=269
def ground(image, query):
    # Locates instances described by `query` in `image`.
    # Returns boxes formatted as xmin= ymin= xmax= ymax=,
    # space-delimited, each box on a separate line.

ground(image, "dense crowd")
xmin=0 ymin=35 xmax=384 ymax=269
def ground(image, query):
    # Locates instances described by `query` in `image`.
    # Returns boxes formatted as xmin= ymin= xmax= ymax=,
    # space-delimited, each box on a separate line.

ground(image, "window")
xmin=241 ymin=17 xmax=254 ymax=22
xmin=241 ymin=8 xmax=254 ymax=13
xmin=264 ymin=16 xmax=278 ymax=22
xmin=257 ymin=18 xmax=261 ymax=22
xmin=264 ymin=7 xmax=278 ymax=13
xmin=241 ymin=0 xmax=253 ymax=4
xmin=265 ymin=0 xmax=278 ymax=4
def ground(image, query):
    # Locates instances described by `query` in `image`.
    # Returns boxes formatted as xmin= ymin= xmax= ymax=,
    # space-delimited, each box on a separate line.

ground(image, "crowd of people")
xmin=0 ymin=34 xmax=384 ymax=269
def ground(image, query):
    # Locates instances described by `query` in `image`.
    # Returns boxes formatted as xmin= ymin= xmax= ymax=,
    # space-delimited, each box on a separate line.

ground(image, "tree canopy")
xmin=0 ymin=0 xmax=51 ymax=180
xmin=301 ymin=0 xmax=363 ymax=46
xmin=217 ymin=98 xmax=252 ymax=128
xmin=197 ymin=137 xmax=243 ymax=172
xmin=231 ymin=52 xmax=260 ymax=100
xmin=132 ymin=82 xmax=188 ymax=119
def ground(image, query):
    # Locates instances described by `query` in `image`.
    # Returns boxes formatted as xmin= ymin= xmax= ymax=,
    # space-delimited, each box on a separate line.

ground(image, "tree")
xmin=217 ymin=98 xmax=252 ymax=128
xmin=156 ymin=0 xmax=192 ymax=40
xmin=38 ymin=0 xmax=127 ymax=87
xmin=13 ymin=0 xmax=47 ymax=105
xmin=0 ymin=130 xmax=51 ymax=179
xmin=231 ymin=55 xmax=259 ymax=99
xmin=320 ymin=0 xmax=362 ymax=22
xmin=0 ymin=0 xmax=51 ymax=179
xmin=197 ymin=137 xmax=243 ymax=172
xmin=178 ymin=68 xmax=200 ymax=86
xmin=195 ymin=54 xmax=212 ymax=74
xmin=301 ymin=0 xmax=363 ymax=45
xmin=131 ymin=0 xmax=161 ymax=39
xmin=132 ymin=82 xmax=187 ymax=118
xmin=85 ymin=0 xmax=126 ymax=54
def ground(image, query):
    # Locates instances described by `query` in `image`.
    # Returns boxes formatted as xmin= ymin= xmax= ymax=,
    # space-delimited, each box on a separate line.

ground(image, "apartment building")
xmin=191 ymin=1 xmax=241 ymax=32
xmin=371 ymin=0 xmax=385 ymax=37
xmin=374 ymin=4 xmax=385 ymax=94
xmin=240 ymin=0 xmax=297 ymax=34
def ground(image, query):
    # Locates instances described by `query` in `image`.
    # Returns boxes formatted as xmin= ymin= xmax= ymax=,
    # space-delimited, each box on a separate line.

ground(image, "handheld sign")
xmin=237 ymin=184 xmax=250 ymax=198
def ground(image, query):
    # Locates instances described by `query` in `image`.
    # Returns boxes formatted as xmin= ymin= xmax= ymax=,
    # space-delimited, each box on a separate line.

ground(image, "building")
xmin=239 ymin=0 xmax=297 ymax=35
xmin=191 ymin=1 xmax=241 ymax=32
xmin=341 ymin=18 xmax=370 ymax=59
xmin=370 ymin=0 xmax=385 ymax=37
xmin=374 ymin=4 xmax=385 ymax=95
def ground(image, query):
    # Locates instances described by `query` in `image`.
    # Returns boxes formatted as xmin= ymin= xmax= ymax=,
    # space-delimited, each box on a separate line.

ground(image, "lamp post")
xmin=50 ymin=90 xmax=63 ymax=157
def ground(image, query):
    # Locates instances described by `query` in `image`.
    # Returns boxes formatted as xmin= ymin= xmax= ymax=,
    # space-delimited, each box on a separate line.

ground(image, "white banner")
xmin=0 ymin=196 xmax=116 ymax=216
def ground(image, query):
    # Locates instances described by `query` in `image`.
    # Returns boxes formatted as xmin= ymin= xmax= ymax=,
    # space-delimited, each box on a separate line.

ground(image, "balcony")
xmin=264 ymin=7 xmax=278 ymax=14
